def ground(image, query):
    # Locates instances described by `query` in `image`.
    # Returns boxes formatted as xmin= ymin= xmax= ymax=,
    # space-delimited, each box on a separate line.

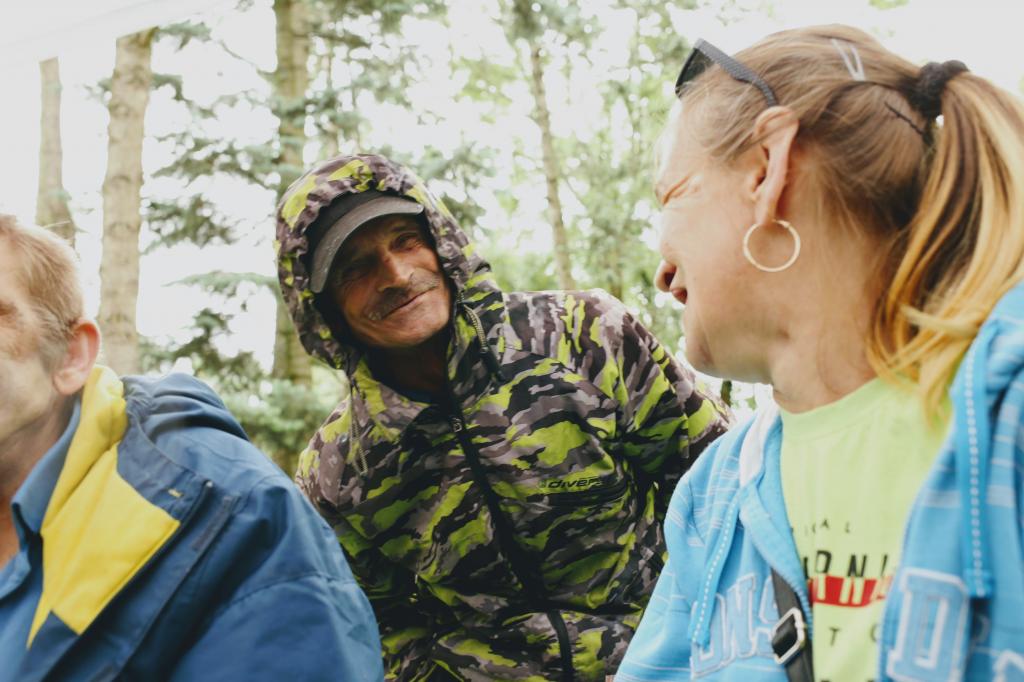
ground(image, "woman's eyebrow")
xmin=653 ymin=180 xmax=666 ymax=205
xmin=659 ymin=174 xmax=695 ymax=205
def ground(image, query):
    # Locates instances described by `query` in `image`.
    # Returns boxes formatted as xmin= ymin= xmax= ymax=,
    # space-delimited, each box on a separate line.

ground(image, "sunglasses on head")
xmin=675 ymin=38 xmax=778 ymax=107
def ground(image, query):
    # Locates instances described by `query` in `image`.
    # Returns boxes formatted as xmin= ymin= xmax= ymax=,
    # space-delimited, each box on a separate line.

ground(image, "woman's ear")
xmin=750 ymin=107 xmax=800 ymax=226
xmin=52 ymin=319 xmax=100 ymax=396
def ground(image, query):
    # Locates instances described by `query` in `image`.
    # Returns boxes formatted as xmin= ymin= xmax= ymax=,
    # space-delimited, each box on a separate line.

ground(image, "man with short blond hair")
xmin=0 ymin=214 xmax=383 ymax=680
xmin=0 ymin=215 xmax=82 ymax=368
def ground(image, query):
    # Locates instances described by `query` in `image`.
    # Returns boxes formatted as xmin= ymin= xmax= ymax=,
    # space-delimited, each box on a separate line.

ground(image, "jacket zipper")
xmin=447 ymin=411 xmax=542 ymax=596
xmin=456 ymin=292 xmax=505 ymax=380
xmin=447 ymin=404 xmax=575 ymax=680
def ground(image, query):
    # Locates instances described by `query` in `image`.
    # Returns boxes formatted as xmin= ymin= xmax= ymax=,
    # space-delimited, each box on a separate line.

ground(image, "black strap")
xmin=770 ymin=569 xmax=814 ymax=682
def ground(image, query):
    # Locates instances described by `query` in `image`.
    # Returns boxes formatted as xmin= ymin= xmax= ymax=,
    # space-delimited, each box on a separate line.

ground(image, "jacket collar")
xmin=689 ymin=407 xmax=813 ymax=648
xmin=22 ymin=368 xmax=236 ymax=680
xmin=690 ymin=281 xmax=1024 ymax=650
xmin=30 ymin=366 xmax=183 ymax=645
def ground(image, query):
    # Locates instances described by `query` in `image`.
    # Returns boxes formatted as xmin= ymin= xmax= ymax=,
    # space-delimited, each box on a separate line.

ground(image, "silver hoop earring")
xmin=742 ymin=219 xmax=801 ymax=273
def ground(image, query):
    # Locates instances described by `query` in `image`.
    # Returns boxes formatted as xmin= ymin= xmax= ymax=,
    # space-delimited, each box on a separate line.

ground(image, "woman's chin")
xmin=682 ymin=341 xmax=715 ymax=376
xmin=684 ymin=338 xmax=743 ymax=382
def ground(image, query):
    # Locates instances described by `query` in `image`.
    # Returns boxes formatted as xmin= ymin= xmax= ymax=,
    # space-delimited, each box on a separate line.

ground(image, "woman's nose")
xmin=654 ymin=260 xmax=676 ymax=293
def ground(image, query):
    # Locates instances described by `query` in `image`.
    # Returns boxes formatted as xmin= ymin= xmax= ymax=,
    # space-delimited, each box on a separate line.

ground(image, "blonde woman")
xmin=616 ymin=25 xmax=1024 ymax=681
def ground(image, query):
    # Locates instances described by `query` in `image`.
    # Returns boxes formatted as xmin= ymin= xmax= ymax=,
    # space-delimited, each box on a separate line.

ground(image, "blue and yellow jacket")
xmin=16 ymin=366 xmax=383 ymax=681
xmin=617 ymin=284 xmax=1024 ymax=680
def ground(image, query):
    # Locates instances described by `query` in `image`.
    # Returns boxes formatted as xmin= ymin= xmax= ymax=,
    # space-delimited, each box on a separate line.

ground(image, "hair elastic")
xmin=909 ymin=60 xmax=969 ymax=119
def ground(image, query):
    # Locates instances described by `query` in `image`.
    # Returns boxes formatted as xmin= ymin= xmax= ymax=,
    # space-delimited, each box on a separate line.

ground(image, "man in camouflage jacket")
xmin=275 ymin=153 xmax=729 ymax=681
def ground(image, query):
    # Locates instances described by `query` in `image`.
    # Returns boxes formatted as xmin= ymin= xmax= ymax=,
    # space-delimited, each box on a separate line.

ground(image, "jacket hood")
xmin=275 ymin=154 xmax=502 ymax=375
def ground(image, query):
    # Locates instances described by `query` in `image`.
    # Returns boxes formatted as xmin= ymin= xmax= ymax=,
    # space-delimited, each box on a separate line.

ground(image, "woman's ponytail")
xmin=874 ymin=70 xmax=1024 ymax=414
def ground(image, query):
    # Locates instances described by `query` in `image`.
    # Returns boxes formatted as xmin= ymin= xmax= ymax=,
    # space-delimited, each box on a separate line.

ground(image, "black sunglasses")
xmin=675 ymin=38 xmax=778 ymax=107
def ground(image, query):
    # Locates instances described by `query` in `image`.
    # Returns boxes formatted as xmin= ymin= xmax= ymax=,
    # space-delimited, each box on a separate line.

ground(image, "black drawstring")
xmin=457 ymin=293 xmax=506 ymax=381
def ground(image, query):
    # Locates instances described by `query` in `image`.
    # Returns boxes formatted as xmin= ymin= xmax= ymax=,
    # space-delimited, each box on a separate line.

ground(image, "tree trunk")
xmin=36 ymin=57 xmax=76 ymax=246
xmin=527 ymin=44 xmax=575 ymax=290
xmin=271 ymin=0 xmax=313 ymax=385
xmin=608 ymin=270 xmax=624 ymax=301
xmin=98 ymin=29 xmax=154 ymax=376
xmin=320 ymin=48 xmax=340 ymax=158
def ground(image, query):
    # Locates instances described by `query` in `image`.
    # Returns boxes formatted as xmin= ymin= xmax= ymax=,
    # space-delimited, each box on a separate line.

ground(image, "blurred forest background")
xmin=4 ymin=0 xmax=1022 ymax=474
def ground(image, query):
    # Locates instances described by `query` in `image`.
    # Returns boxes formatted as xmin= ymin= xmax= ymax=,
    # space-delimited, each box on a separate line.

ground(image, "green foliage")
xmin=304 ymin=0 xmax=449 ymax=156
xmin=150 ymin=73 xmax=187 ymax=102
xmin=488 ymin=249 xmax=559 ymax=293
xmin=306 ymin=87 xmax=370 ymax=139
xmin=504 ymin=0 xmax=599 ymax=46
xmin=451 ymin=0 xmax=692 ymax=352
xmin=316 ymin=0 xmax=445 ymax=34
xmin=550 ymin=0 xmax=686 ymax=349
xmin=156 ymin=20 xmax=214 ymax=49
xmin=139 ymin=272 xmax=274 ymax=393
xmin=141 ymin=308 xmax=264 ymax=392
xmin=139 ymin=270 xmax=341 ymax=474
xmin=869 ymin=0 xmax=909 ymax=8
xmin=155 ymin=132 xmax=278 ymax=186
xmin=173 ymin=271 xmax=278 ymax=299
xmin=720 ymin=379 xmax=732 ymax=406
xmin=134 ymin=0 xmax=743 ymax=469
xmin=139 ymin=0 xmax=497 ymax=471
xmin=145 ymin=196 xmax=240 ymax=251
xmin=223 ymin=376 xmax=341 ymax=475
xmin=454 ymin=57 xmax=519 ymax=109
xmin=410 ymin=144 xmax=500 ymax=232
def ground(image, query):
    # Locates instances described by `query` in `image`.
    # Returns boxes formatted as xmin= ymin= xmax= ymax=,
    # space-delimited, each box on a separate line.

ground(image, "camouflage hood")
xmin=275 ymin=153 xmax=504 ymax=379
xmin=280 ymin=155 xmax=730 ymax=681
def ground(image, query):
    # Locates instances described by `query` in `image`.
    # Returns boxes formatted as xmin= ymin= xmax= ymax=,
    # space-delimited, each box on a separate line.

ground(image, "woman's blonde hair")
xmin=680 ymin=24 xmax=1024 ymax=414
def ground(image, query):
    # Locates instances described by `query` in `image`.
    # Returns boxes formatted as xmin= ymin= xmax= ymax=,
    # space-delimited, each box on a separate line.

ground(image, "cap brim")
xmin=310 ymin=196 xmax=424 ymax=293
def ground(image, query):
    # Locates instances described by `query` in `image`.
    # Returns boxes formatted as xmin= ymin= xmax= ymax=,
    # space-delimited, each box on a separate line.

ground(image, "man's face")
xmin=325 ymin=214 xmax=452 ymax=351
xmin=0 ymin=246 xmax=60 ymax=446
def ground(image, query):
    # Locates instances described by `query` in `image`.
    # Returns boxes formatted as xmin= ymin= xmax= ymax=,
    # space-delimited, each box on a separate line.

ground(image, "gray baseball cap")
xmin=307 ymin=190 xmax=424 ymax=293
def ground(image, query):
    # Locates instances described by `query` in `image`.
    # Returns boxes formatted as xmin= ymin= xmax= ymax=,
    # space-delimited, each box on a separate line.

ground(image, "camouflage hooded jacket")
xmin=276 ymin=154 xmax=729 ymax=681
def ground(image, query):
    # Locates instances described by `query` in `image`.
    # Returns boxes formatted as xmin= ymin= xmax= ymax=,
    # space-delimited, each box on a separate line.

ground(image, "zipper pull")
xmin=450 ymin=416 xmax=464 ymax=433
xmin=459 ymin=298 xmax=506 ymax=382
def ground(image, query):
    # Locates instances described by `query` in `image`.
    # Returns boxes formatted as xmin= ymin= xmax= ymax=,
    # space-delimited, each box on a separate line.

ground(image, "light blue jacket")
xmin=617 ymin=284 xmax=1024 ymax=680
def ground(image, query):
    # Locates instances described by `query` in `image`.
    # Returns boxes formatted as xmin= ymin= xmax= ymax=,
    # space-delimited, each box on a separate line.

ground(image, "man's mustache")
xmin=365 ymin=273 xmax=444 ymax=321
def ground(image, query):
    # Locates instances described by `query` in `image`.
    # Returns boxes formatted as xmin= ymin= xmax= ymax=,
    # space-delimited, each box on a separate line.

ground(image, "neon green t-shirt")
xmin=780 ymin=378 xmax=948 ymax=682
